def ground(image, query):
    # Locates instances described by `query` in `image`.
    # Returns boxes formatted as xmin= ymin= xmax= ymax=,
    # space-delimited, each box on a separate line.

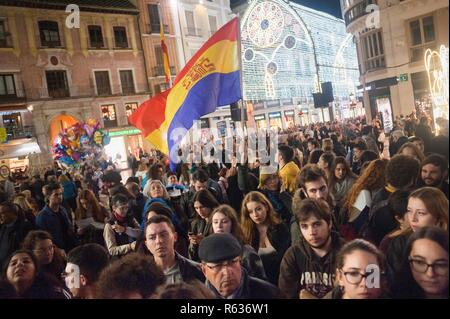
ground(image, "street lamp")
xmin=27 ymin=105 xmax=34 ymax=112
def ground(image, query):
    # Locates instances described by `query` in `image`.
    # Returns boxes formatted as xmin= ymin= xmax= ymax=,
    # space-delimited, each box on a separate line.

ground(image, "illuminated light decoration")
xmin=247 ymin=1 xmax=285 ymax=48
xmin=424 ymin=45 xmax=449 ymax=123
xmin=241 ymin=0 xmax=360 ymax=102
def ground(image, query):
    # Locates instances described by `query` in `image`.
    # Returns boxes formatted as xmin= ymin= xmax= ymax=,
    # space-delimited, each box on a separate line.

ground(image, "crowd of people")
xmin=0 ymin=112 xmax=448 ymax=299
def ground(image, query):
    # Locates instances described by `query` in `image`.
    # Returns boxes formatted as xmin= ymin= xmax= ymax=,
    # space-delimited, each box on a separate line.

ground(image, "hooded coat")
xmin=278 ymin=231 xmax=344 ymax=299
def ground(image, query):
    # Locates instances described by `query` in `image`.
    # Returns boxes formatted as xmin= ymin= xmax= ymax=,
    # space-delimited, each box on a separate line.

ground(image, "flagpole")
xmin=235 ymin=14 xmax=247 ymax=163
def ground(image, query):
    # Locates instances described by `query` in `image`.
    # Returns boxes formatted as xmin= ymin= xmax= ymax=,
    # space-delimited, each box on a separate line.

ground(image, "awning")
xmin=0 ymin=138 xmax=42 ymax=160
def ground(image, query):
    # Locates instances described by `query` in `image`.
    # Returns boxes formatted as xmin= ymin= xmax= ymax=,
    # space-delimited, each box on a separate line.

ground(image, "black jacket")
xmin=250 ymin=223 xmax=291 ymax=286
xmin=206 ymin=268 xmax=283 ymax=299
xmin=259 ymin=189 xmax=293 ymax=226
xmin=176 ymin=252 xmax=205 ymax=283
xmin=188 ymin=218 xmax=212 ymax=262
xmin=385 ymin=231 xmax=411 ymax=283
xmin=364 ymin=187 xmax=397 ymax=246
xmin=278 ymin=231 xmax=344 ymax=299
xmin=0 ymin=213 xmax=34 ymax=266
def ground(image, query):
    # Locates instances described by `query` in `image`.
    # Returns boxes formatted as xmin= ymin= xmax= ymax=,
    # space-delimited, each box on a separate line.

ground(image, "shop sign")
xmin=108 ymin=129 xmax=141 ymax=137
xmin=268 ymin=112 xmax=281 ymax=118
xmin=284 ymin=110 xmax=294 ymax=116
xmin=254 ymin=115 xmax=266 ymax=121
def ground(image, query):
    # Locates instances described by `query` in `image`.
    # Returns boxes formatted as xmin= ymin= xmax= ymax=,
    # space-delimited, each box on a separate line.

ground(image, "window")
xmin=120 ymin=70 xmax=135 ymax=94
xmin=185 ymin=11 xmax=198 ymax=36
xmin=209 ymin=16 xmax=217 ymax=34
xmin=361 ymin=30 xmax=385 ymax=72
xmin=0 ymin=74 xmax=16 ymax=97
xmin=0 ymin=20 xmax=11 ymax=48
xmin=39 ymin=20 xmax=61 ymax=47
xmin=94 ymin=71 xmax=112 ymax=96
xmin=88 ymin=25 xmax=104 ymax=48
xmin=153 ymin=45 xmax=164 ymax=76
xmin=148 ymin=4 xmax=161 ymax=33
xmin=113 ymin=27 xmax=128 ymax=48
xmin=125 ymin=102 xmax=139 ymax=119
xmin=154 ymin=82 xmax=169 ymax=94
xmin=101 ymin=104 xmax=117 ymax=128
xmin=409 ymin=15 xmax=436 ymax=62
xmin=45 ymin=70 xmax=69 ymax=98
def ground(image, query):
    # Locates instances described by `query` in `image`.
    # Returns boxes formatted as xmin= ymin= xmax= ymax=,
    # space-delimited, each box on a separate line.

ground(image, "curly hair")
xmin=385 ymin=155 xmax=420 ymax=189
xmin=342 ymin=159 xmax=388 ymax=212
xmin=96 ymin=253 xmax=165 ymax=299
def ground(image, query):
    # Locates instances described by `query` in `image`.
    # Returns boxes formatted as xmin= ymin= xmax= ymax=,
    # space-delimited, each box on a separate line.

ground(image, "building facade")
xmin=0 ymin=0 xmax=152 ymax=171
xmin=235 ymin=0 xmax=361 ymax=130
xmin=342 ymin=0 xmax=449 ymax=125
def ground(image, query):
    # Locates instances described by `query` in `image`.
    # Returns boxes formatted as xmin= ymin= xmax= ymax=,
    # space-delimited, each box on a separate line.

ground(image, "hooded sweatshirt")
xmin=278 ymin=231 xmax=344 ymax=299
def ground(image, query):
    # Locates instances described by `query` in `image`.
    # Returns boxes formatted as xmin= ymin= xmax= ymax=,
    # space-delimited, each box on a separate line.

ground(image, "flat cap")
xmin=198 ymin=233 xmax=242 ymax=263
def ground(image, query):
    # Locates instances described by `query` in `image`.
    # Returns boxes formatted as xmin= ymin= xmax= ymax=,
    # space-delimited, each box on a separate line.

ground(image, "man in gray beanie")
xmin=198 ymin=233 xmax=283 ymax=299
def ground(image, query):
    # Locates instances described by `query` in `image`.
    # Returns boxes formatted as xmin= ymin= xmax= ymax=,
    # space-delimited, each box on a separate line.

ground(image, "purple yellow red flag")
xmin=129 ymin=18 xmax=242 ymax=163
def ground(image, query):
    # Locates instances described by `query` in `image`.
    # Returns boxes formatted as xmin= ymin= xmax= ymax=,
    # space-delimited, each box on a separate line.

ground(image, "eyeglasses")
xmin=204 ymin=257 xmax=240 ymax=273
xmin=339 ymin=269 xmax=383 ymax=285
xmin=409 ymin=257 xmax=449 ymax=276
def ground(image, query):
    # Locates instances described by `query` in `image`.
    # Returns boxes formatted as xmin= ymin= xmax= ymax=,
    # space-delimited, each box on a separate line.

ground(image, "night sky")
xmin=231 ymin=0 xmax=343 ymax=19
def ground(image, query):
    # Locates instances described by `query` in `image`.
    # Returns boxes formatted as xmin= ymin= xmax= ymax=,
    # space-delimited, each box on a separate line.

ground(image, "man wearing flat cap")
xmin=199 ymin=233 xmax=283 ymax=299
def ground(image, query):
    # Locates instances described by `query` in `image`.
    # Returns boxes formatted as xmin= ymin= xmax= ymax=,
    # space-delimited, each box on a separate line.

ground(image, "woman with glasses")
xmin=393 ymin=227 xmax=448 ymax=299
xmin=188 ymin=189 xmax=219 ymax=261
xmin=74 ymin=189 xmax=109 ymax=245
xmin=22 ymin=230 xmax=67 ymax=284
xmin=210 ymin=205 xmax=267 ymax=281
xmin=324 ymin=239 xmax=388 ymax=299
xmin=385 ymin=187 xmax=448 ymax=282
xmin=2 ymin=250 xmax=71 ymax=299
xmin=241 ymin=191 xmax=291 ymax=286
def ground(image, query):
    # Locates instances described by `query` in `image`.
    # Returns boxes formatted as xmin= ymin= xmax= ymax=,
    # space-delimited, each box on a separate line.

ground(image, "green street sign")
xmin=398 ymin=73 xmax=408 ymax=82
xmin=108 ymin=128 xmax=141 ymax=137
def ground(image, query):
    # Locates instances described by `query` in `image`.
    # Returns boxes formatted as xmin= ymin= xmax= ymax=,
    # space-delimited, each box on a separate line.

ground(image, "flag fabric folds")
xmin=129 ymin=18 xmax=241 ymax=161
xmin=160 ymin=20 xmax=171 ymax=86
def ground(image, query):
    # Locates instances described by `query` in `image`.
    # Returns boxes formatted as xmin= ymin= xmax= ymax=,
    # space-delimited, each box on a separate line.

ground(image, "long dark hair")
xmin=191 ymin=189 xmax=219 ymax=219
xmin=393 ymin=227 xmax=449 ymax=299
xmin=328 ymin=156 xmax=356 ymax=189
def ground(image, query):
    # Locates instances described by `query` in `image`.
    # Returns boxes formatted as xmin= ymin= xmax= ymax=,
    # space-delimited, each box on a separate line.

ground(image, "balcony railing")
xmin=344 ymin=0 xmax=377 ymax=27
xmin=152 ymin=65 xmax=176 ymax=77
xmin=14 ymin=84 xmax=150 ymax=101
xmin=102 ymin=118 xmax=118 ymax=129
xmin=148 ymin=23 xmax=169 ymax=34
xmin=0 ymin=89 xmax=27 ymax=104
xmin=185 ymin=27 xmax=202 ymax=37
xmin=48 ymin=88 xmax=70 ymax=98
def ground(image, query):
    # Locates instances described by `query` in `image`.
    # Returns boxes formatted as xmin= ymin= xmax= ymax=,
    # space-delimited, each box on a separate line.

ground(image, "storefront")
xmin=0 ymin=137 xmax=41 ymax=180
xmin=105 ymin=128 xmax=146 ymax=168
xmin=268 ymin=112 xmax=282 ymax=129
xmin=284 ymin=110 xmax=295 ymax=127
xmin=254 ymin=114 xmax=266 ymax=130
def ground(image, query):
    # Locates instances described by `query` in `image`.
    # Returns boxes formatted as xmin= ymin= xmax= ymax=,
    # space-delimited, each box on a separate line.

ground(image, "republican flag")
xmin=160 ymin=19 xmax=171 ymax=86
xmin=129 ymin=18 xmax=241 ymax=163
